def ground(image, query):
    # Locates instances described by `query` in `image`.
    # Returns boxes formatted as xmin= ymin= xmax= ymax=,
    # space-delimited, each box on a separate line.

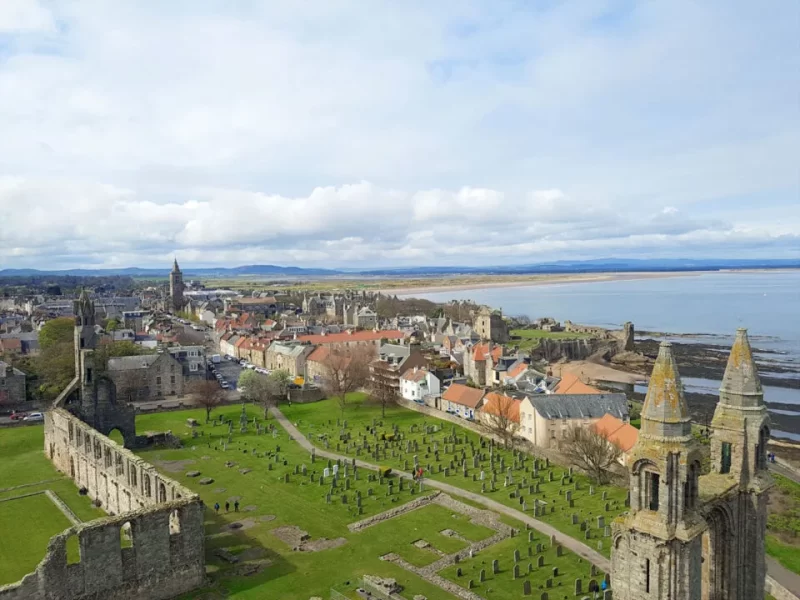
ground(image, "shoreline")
xmin=389 ymin=270 xmax=703 ymax=295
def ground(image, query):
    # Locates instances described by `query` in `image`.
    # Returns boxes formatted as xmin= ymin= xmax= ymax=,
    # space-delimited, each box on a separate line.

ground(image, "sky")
xmin=0 ymin=0 xmax=798 ymax=270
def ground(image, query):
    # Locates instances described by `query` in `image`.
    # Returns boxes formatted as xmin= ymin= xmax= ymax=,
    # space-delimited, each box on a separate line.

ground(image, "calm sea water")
xmin=404 ymin=271 xmax=800 ymax=438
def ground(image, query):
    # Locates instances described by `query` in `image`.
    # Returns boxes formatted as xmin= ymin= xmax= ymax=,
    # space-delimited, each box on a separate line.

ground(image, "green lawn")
xmin=766 ymin=474 xmax=800 ymax=575
xmin=0 ymin=494 xmax=74 ymax=585
xmin=439 ymin=530 xmax=604 ymax=598
xmin=281 ymin=395 xmax=627 ymax=558
xmin=135 ymin=406 xmax=485 ymax=599
xmin=509 ymin=328 xmax=593 ymax=350
xmin=0 ymin=425 xmax=104 ymax=586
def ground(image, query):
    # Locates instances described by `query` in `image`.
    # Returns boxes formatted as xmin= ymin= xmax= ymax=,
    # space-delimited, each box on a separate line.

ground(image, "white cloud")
xmin=0 ymin=1 xmax=798 ymax=268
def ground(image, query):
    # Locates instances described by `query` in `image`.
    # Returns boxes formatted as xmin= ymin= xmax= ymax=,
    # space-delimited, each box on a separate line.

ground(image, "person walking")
xmin=234 ymin=500 xmax=240 ymax=512
xmin=225 ymin=501 xmax=230 ymax=512
xmin=214 ymin=502 xmax=220 ymax=514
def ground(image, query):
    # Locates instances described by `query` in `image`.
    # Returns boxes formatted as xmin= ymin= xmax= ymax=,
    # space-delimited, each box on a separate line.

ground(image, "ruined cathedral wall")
xmin=44 ymin=409 xmax=194 ymax=514
xmin=0 ymin=502 xmax=205 ymax=600
xmin=0 ymin=408 xmax=206 ymax=600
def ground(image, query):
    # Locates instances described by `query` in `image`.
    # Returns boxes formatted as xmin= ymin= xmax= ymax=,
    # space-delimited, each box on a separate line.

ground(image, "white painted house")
xmin=400 ymin=367 xmax=441 ymax=403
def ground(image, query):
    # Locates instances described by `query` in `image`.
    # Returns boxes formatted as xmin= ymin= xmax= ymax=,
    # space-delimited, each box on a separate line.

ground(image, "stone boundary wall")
xmin=0 ymin=408 xmax=206 ymax=600
xmin=766 ymin=576 xmax=800 ymax=600
xmin=348 ymin=493 xmax=440 ymax=532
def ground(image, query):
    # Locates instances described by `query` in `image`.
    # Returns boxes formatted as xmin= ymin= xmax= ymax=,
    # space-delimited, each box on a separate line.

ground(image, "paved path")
xmin=270 ymin=406 xmax=611 ymax=571
xmin=273 ymin=406 xmax=800 ymax=596
xmin=771 ymin=460 xmax=800 ymax=485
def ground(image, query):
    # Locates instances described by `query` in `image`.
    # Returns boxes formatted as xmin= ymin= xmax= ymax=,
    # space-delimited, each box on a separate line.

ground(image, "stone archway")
xmin=702 ymin=504 xmax=734 ymax=600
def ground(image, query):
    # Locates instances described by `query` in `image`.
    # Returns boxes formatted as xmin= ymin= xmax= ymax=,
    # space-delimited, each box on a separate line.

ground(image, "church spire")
xmin=172 ymin=257 xmax=181 ymax=273
xmin=641 ymin=341 xmax=691 ymax=439
xmin=719 ymin=328 xmax=763 ymax=407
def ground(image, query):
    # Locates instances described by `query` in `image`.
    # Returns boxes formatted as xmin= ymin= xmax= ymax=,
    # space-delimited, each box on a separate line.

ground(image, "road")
xmin=270 ymin=405 xmax=611 ymax=571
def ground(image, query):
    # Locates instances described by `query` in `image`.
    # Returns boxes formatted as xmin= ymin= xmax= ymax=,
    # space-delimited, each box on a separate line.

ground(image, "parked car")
xmin=239 ymin=359 xmax=247 ymax=366
xmin=220 ymin=381 xmax=230 ymax=389
xmin=9 ymin=412 xmax=26 ymax=421
xmin=23 ymin=412 xmax=44 ymax=422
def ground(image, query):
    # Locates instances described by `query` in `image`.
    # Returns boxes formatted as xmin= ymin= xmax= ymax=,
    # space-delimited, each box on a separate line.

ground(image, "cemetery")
xmin=282 ymin=395 xmax=627 ymax=557
xmin=1 ymin=400 xmax=617 ymax=599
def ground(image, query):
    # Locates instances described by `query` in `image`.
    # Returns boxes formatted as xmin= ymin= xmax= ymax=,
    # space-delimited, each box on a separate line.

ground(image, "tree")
xmin=560 ymin=426 xmax=622 ymax=484
xmin=480 ymin=393 xmax=520 ymax=449
xmin=268 ymin=369 xmax=291 ymax=401
xmin=105 ymin=318 xmax=120 ymax=331
xmin=320 ymin=345 xmax=373 ymax=416
xmin=39 ymin=317 xmax=74 ymax=349
xmin=239 ymin=370 xmax=278 ymax=419
xmin=187 ymin=379 xmax=225 ymax=422
xmin=368 ymin=375 xmax=397 ymax=418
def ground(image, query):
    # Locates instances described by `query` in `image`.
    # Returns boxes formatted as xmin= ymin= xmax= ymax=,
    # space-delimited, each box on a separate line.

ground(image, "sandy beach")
xmin=387 ymin=270 xmax=702 ymax=296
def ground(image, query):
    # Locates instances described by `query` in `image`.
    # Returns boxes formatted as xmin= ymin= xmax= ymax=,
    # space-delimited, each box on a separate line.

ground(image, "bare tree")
xmin=368 ymin=375 xmax=397 ymax=418
xmin=187 ymin=379 xmax=225 ymax=422
xmin=480 ymin=393 xmax=520 ymax=449
xmin=320 ymin=345 xmax=373 ymax=416
xmin=250 ymin=376 xmax=278 ymax=419
xmin=560 ymin=426 xmax=622 ymax=484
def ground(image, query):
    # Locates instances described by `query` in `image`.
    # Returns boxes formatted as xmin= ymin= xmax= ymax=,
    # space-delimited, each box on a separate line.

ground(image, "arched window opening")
xmin=130 ymin=465 xmax=137 ymax=487
xmin=646 ymin=471 xmax=660 ymax=511
xmin=169 ymin=509 xmax=181 ymax=535
xmin=120 ymin=522 xmax=133 ymax=549
xmin=756 ymin=427 xmax=769 ymax=471
xmin=143 ymin=475 xmax=151 ymax=498
xmin=66 ymin=533 xmax=81 ymax=565
xmin=158 ymin=482 xmax=167 ymax=503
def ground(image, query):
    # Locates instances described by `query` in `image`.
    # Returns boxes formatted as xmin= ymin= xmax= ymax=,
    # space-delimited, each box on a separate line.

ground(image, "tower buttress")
xmin=611 ymin=341 xmax=705 ymax=600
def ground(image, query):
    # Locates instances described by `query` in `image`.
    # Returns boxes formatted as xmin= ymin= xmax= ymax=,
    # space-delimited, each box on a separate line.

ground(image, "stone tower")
xmin=611 ymin=341 xmax=706 ymax=600
xmin=474 ymin=306 xmax=509 ymax=343
xmin=169 ymin=258 xmax=185 ymax=313
xmin=704 ymin=328 xmax=771 ymax=599
xmin=66 ymin=290 xmax=137 ymax=447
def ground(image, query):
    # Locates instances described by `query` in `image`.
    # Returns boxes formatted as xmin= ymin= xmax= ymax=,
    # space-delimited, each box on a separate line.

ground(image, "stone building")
xmin=611 ymin=331 xmax=771 ymax=600
xmin=0 ymin=360 xmax=26 ymax=408
xmin=169 ymin=258 xmax=185 ymax=313
xmin=106 ymin=352 xmax=185 ymax=401
xmin=1 ymin=289 xmax=208 ymax=600
xmin=265 ymin=342 xmax=313 ymax=378
xmin=473 ymin=306 xmax=508 ymax=343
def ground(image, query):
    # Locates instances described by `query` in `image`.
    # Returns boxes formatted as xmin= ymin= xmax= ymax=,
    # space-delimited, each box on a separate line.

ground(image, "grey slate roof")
xmin=107 ymin=354 xmax=160 ymax=371
xmin=527 ymin=393 xmax=628 ymax=420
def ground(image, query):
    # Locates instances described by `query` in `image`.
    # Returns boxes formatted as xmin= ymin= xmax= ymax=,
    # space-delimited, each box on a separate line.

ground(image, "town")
xmin=0 ymin=261 xmax=797 ymax=600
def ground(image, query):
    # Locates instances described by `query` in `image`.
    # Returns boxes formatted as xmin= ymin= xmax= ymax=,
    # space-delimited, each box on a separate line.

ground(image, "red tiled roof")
xmin=472 ymin=342 xmax=502 ymax=362
xmin=555 ymin=372 xmax=602 ymax=395
xmin=480 ymin=392 xmax=521 ymax=423
xmin=0 ymin=338 xmax=22 ymax=351
xmin=297 ymin=330 xmax=405 ymax=345
xmin=307 ymin=346 xmax=330 ymax=363
xmin=593 ymin=413 xmax=639 ymax=452
xmin=507 ymin=362 xmax=528 ymax=379
xmin=401 ymin=367 xmax=429 ymax=383
xmin=442 ymin=384 xmax=484 ymax=409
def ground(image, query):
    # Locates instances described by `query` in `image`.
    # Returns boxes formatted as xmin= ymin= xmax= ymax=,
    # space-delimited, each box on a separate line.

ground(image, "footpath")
xmin=271 ymin=406 xmax=800 ymax=597
xmin=270 ymin=406 xmax=610 ymax=571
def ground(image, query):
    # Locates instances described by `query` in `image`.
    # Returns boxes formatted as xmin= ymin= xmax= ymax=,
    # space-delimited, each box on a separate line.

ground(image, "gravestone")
xmin=492 ymin=559 xmax=499 ymax=574
xmin=523 ymin=579 xmax=531 ymax=596
xmin=575 ymin=578 xmax=582 ymax=594
xmin=514 ymin=549 xmax=520 ymax=562
xmin=552 ymin=567 xmax=558 ymax=577
xmin=513 ymin=564 xmax=520 ymax=579
xmin=537 ymin=555 xmax=544 ymax=567
xmin=479 ymin=569 xmax=486 ymax=582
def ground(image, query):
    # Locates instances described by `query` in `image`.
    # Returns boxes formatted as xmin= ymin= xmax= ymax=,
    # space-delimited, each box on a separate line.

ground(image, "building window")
xmin=170 ymin=376 xmax=176 ymax=384
xmin=647 ymin=472 xmax=660 ymax=511
xmin=156 ymin=376 xmax=162 ymax=385
xmin=645 ymin=558 xmax=651 ymax=593
xmin=720 ymin=442 xmax=732 ymax=474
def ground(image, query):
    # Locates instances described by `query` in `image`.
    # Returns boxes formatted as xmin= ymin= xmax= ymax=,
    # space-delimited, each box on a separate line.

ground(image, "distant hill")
xmin=1 ymin=258 xmax=799 ymax=279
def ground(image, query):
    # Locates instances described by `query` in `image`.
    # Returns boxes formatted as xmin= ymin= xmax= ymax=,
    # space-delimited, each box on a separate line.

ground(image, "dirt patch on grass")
xmin=271 ymin=524 xmax=346 ymax=552
xmin=153 ymin=459 xmax=196 ymax=473
xmin=225 ymin=519 xmax=258 ymax=532
xmin=258 ymin=515 xmax=276 ymax=522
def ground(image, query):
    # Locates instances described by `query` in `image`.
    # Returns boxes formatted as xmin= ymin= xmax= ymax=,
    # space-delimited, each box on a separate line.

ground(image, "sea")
xmin=402 ymin=270 xmax=800 ymax=439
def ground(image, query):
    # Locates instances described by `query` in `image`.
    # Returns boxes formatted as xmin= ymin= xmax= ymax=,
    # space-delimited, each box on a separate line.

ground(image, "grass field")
xmin=0 ymin=494 xmax=74 ymax=585
xmin=0 ymin=425 xmax=102 ymax=586
xmin=281 ymin=395 xmax=627 ymax=558
xmin=766 ymin=473 xmax=800 ymax=575
xmin=509 ymin=328 xmax=594 ymax=350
